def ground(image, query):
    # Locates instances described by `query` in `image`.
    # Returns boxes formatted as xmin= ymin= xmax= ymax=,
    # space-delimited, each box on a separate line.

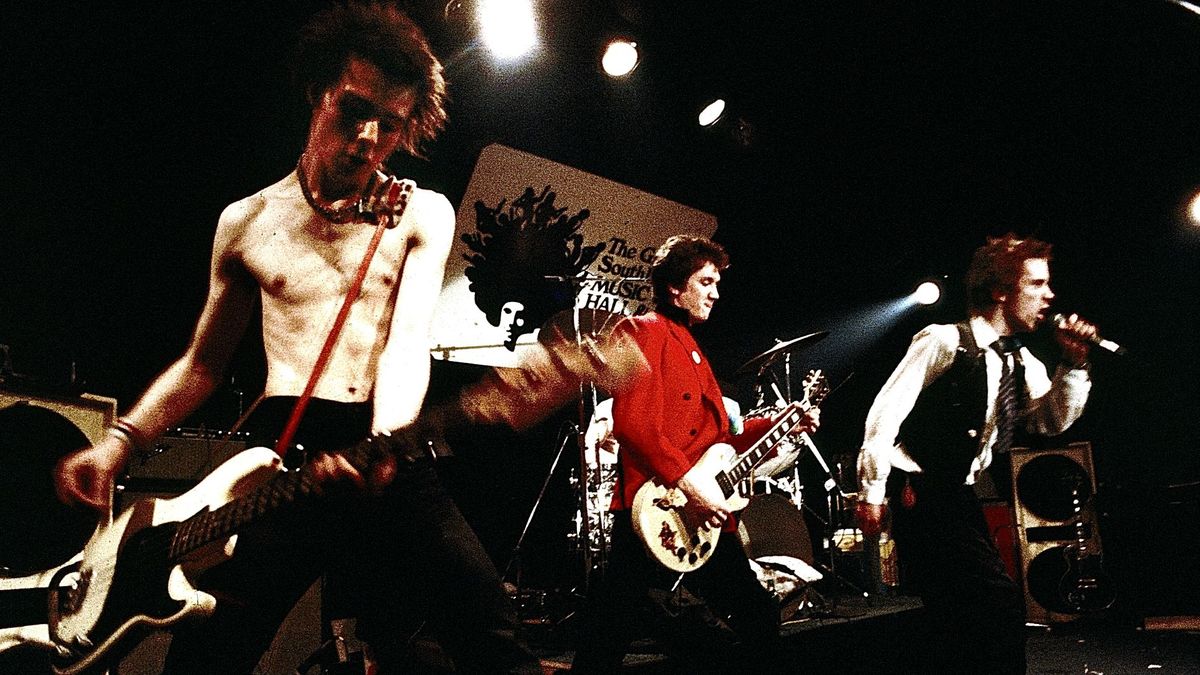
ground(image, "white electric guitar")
xmin=631 ymin=370 xmax=829 ymax=573
xmin=33 ymin=334 xmax=646 ymax=675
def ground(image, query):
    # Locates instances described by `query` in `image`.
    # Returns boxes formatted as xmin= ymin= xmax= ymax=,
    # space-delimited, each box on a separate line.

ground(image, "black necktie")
xmin=993 ymin=338 xmax=1020 ymax=456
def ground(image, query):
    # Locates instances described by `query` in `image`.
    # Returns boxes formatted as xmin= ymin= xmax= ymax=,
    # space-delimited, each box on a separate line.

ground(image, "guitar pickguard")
xmin=48 ymin=449 xmax=282 ymax=674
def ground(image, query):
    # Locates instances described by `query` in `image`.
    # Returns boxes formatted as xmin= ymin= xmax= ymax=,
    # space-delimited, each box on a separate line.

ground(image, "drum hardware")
xmin=734 ymin=331 xmax=830 ymax=379
xmin=566 ymin=464 xmax=617 ymax=556
xmin=738 ymin=357 xmax=874 ymax=611
xmin=785 ymin=439 xmax=871 ymax=607
xmin=538 ymin=285 xmax=626 ymax=590
xmin=502 ymin=419 xmax=578 ymax=601
xmin=738 ymin=492 xmax=828 ymax=622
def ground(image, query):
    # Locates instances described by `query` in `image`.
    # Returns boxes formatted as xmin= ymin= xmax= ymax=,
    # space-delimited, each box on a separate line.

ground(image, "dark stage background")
xmin=2 ymin=1 xmax=1198 ymax=618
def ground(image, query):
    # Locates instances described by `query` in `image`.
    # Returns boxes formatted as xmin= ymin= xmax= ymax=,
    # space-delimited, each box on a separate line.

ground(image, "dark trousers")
xmin=891 ymin=473 xmax=1027 ymax=674
xmin=571 ymin=512 xmax=783 ymax=673
xmin=162 ymin=398 xmax=538 ymax=673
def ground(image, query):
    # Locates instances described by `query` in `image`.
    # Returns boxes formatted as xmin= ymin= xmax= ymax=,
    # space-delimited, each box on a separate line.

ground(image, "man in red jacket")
xmin=572 ymin=234 xmax=815 ymax=672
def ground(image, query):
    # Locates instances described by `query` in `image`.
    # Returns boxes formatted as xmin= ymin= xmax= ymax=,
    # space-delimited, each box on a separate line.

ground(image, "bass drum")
xmin=737 ymin=493 xmax=813 ymax=563
xmin=737 ymin=494 xmax=821 ymax=605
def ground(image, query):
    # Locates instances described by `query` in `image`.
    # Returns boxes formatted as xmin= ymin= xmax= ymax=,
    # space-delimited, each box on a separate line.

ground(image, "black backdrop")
xmin=2 ymin=1 xmax=1198 ymax=616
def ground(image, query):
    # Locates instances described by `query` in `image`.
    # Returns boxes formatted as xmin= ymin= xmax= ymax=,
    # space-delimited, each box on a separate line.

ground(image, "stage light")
xmin=698 ymin=98 xmax=726 ymax=127
xmin=1188 ymin=190 xmax=1200 ymax=226
xmin=601 ymin=39 xmax=639 ymax=77
xmin=476 ymin=0 xmax=537 ymax=60
xmin=913 ymin=280 xmax=942 ymax=306
xmin=1166 ymin=0 xmax=1200 ymax=17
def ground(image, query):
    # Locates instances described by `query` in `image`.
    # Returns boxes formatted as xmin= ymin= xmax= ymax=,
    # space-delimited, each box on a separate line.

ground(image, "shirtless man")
xmin=55 ymin=3 xmax=537 ymax=672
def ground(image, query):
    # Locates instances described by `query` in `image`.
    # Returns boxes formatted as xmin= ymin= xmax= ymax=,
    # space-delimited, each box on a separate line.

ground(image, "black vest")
xmin=897 ymin=322 xmax=989 ymax=482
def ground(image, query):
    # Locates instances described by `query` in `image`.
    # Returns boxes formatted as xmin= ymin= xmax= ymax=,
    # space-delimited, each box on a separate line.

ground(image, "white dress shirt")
xmin=857 ymin=316 xmax=1091 ymax=505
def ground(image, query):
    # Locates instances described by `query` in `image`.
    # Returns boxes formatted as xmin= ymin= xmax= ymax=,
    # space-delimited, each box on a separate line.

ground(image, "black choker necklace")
xmin=297 ymin=157 xmax=364 ymax=224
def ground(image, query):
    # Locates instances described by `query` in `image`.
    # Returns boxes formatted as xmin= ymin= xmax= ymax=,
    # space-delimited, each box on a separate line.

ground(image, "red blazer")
xmin=610 ymin=312 xmax=728 ymax=510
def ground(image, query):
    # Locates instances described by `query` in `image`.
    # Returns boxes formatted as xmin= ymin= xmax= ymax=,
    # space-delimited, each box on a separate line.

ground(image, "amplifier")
xmin=121 ymin=428 xmax=250 ymax=496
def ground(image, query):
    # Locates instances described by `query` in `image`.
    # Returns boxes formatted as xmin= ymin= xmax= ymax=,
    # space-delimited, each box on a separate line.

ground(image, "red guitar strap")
xmin=273 ymin=178 xmax=413 ymax=457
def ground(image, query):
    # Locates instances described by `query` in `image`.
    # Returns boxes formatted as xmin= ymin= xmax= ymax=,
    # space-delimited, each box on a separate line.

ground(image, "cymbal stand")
xmin=782 ymin=347 xmax=793 ymax=402
xmin=566 ymin=274 xmax=604 ymax=589
xmin=557 ymin=271 xmax=646 ymax=588
xmin=752 ymin=339 xmax=792 ymax=407
xmin=503 ymin=420 xmax=578 ymax=591
xmin=576 ymin=383 xmax=603 ymax=588
xmin=546 ymin=272 xmax=610 ymax=591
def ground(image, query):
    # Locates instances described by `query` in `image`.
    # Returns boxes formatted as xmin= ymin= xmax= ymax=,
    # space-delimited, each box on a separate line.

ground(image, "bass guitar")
xmin=42 ymin=333 xmax=646 ymax=675
xmin=631 ymin=370 xmax=828 ymax=573
xmin=0 ymin=556 xmax=82 ymax=655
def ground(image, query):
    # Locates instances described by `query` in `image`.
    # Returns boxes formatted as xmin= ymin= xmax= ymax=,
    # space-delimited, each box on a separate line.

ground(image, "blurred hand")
xmin=308 ymin=451 xmax=396 ymax=494
xmin=55 ymin=437 xmax=129 ymax=512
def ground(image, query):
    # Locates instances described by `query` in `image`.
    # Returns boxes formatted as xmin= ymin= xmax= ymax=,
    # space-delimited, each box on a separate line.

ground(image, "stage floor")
xmin=4 ymin=590 xmax=1194 ymax=672
xmin=535 ymin=595 xmax=1200 ymax=673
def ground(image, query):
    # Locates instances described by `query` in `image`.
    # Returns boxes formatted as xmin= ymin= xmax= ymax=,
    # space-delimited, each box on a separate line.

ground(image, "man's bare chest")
xmin=239 ymin=210 xmax=410 ymax=307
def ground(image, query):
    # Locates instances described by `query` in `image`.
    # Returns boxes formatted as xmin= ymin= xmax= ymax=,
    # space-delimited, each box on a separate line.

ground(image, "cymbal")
xmin=734 ymin=331 xmax=829 ymax=376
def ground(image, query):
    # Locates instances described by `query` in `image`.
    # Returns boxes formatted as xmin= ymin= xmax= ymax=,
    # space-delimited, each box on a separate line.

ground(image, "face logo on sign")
xmin=462 ymin=185 xmax=607 ymax=350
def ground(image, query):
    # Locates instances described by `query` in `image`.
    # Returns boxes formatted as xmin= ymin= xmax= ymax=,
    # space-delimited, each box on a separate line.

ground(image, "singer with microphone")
xmin=854 ymin=233 xmax=1099 ymax=673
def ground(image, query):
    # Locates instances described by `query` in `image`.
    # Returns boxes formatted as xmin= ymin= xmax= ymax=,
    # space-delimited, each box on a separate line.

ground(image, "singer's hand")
xmin=1053 ymin=313 xmax=1097 ymax=367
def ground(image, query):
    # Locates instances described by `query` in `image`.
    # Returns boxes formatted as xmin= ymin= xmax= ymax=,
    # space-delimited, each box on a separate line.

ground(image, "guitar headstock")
xmin=800 ymin=369 xmax=830 ymax=410
xmin=459 ymin=330 xmax=649 ymax=431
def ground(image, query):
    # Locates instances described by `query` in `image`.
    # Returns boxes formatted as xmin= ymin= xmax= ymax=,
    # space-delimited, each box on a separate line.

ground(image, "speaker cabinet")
xmin=1010 ymin=442 xmax=1106 ymax=624
xmin=0 ymin=390 xmax=117 ymax=575
xmin=0 ymin=390 xmax=116 ymax=445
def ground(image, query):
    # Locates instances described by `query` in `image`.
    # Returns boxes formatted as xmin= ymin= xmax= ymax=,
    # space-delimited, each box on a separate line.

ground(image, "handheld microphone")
xmin=1051 ymin=313 xmax=1127 ymax=356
